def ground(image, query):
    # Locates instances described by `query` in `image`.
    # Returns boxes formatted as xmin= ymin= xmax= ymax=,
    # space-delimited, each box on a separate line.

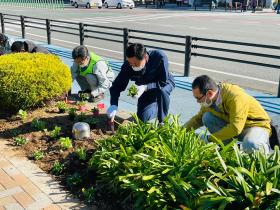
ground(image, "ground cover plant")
xmin=1 ymin=101 xmax=279 ymax=209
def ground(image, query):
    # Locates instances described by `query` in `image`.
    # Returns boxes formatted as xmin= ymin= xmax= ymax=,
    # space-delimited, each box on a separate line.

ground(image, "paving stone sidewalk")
xmin=0 ymin=139 xmax=91 ymax=210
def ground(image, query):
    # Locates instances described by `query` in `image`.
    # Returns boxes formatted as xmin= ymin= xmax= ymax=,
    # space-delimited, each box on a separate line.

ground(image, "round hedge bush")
xmin=0 ymin=53 xmax=71 ymax=112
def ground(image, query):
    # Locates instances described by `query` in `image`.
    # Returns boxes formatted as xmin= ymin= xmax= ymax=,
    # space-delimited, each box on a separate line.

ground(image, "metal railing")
xmin=0 ymin=13 xmax=279 ymax=97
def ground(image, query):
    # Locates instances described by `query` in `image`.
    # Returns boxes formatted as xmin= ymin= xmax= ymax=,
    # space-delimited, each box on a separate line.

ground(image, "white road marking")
xmin=189 ymin=26 xmax=208 ymax=30
xmin=169 ymin=61 xmax=278 ymax=84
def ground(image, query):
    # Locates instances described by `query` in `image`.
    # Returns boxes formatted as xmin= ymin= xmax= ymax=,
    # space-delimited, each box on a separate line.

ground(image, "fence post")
xmin=20 ymin=15 xmax=25 ymax=39
xmin=46 ymin=19 xmax=51 ymax=44
xmin=184 ymin=36 xmax=192 ymax=77
xmin=277 ymin=76 xmax=280 ymax=98
xmin=0 ymin=13 xmax=4 ymax=34
xmin=79 ymin=23 xmax=84 ymax=46
xmin=123 ymin=28 xmax=129 ymax=62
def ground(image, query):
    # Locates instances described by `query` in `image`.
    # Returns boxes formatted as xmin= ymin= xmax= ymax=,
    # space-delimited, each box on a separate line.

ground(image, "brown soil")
xmin=0 ymin=99 xmax=131 ymax=209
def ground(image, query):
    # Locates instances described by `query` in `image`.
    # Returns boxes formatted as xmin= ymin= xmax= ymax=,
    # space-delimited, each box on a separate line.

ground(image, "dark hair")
xmin=72 ymin=46 xmax=89 ymax=59
xmin=126 ymin=43 xmax=146 ymax=60
xmin=192 ymin=75 xmax=218 ymax=95
xmin=11 ymin=41 xmax=26 ymax=52
xmin=0 ymin=33 xmax=8 ymax=46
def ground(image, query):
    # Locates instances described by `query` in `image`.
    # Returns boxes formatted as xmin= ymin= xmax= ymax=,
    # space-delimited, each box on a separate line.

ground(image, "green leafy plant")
xmin=75 ymin=112 xmax=87 ymax=122
xmin=59 ymin=137 xmax=73 ymax=150
xmin=14 ymin=137 xmax=27 ymax=146
xmin=49 ymin=126 xmax=62 ymax=138
xmin=198 ymin=145 xmax=280 ymax=209
xmin=33 ymin=150 xmax=44 ymax=160
xmin=68 ymin=108 xmax=77 ymax=121
xmin=66 ymin=173 xmax=83 ymax=189
xmin=92 ymin=107 xmax=99 ymax=116
xmin=82 ymin=186 xmax=95 ymax=204
xmin=31 ymin=118 xmax=46 ymax=131
xmin=0 ymin=53 xmax=71 ymax=112
xmin=79 ymin=93 xmax=89 ymax=102
xmin=11 ymin=129 xmax=21 ymax=137
xmin=127 ymin=84 xmax=138 ymax=97
xmin=75 ymin=148 xmax=87 ymax=161
xmin=85 ymin=117 xmax=99 ymax=129
xmin=57 ymin=101 xmax=68 ymax=113
xmin=51 ymin=161 xmax=65 ymax=175
xmin=17 ymin=109 xmax=27 ymax=121
xmin=88 ymin=115 xmax=238 ymax=209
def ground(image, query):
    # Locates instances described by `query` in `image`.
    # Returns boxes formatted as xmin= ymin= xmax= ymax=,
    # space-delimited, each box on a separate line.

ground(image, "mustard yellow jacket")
xmin=184 ymin=83 xmax=271 ymax=142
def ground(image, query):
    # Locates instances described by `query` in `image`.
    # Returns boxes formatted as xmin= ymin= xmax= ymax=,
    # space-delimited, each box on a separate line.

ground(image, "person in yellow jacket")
xmin=71 ymin=46 xmax=114 ymax=102
xmin=184 ymin=75 xmax=271 ymax=154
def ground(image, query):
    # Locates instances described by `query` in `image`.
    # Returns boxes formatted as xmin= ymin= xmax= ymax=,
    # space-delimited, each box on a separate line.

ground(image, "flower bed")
xmin=0 ymin=103 xmax=280 ymax=209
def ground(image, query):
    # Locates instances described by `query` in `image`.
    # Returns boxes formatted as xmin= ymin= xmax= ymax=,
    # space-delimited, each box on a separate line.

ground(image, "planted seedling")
xmin=57 ymin=101 xmax=68 ymax=113
xmin=82 ymin=187 xmax=95 ymax=204
xmin=49 ymin=126 xmax=62 ymax=139
xmin=66 ymin=173 xmax=83 ymax=189
xmin=79 ymin=92 xmax=89 ymax=102
xmin=17 ymin=109 xmax=27 ymax=121
xmin=77 ymin=101 xmax=87 ymax=112
xmin=85 ymin=117 xmax=99 ymax=129
xmin=59 ymin=137 xmax=73 ymax=150
xmin=51 ymin=161 xmax=64 ymax=175
xmin=128 ymin=84 xmax=138 ymax=97
xmin=75 ymin=147 xmax=87 ymax=161
xmin=75 ymin=112 xmax=87 ymax=122
xmin=31 ymin=118 xmax=46 ymax=131
xmin=68 ymin=108 xmax=77 ymax=121
xmin=33 ymin=150 xmax=44 ymax=160
xmin=14 ymin=137 xmax=27 ymax=146
xmin=91 ymin=107 xmax=99 ymax=116
xmin=11 ymin=129 xmax=21 ymax=137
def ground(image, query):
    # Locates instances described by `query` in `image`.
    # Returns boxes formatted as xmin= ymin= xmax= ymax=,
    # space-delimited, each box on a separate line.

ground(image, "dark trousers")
xmin=137 ymin=83 xmax=174 ymax=123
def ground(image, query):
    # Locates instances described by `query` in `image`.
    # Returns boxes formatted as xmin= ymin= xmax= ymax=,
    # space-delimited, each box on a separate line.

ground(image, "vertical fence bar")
xmin=20 ymin=15 xmax=25 ymax=39
xmin=79 ymin=22 xmax=84 ymax=46
xmin=123 ymin=28 xmax=129 ymax=62
xmin=0 ymin=13 xmax=4 ymax=34
xmin=46 ymin=19 xmax=51 ymax=44
xmin=277 ymin=76 xmax=280 ymax=98
xmin=184 ymin=36 xmax=192 ymax=77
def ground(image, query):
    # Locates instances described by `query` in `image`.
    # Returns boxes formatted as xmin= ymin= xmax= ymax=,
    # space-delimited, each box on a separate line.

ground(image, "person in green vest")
xmin=71 ymin=46 xmax=114 ymax=102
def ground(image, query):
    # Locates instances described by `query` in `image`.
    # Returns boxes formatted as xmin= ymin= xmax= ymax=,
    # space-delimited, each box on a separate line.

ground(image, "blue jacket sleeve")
xmin=109 ymin=64 xmax=130 ymax=106
xmin=148 ymin=51 xmax=175 ymax=91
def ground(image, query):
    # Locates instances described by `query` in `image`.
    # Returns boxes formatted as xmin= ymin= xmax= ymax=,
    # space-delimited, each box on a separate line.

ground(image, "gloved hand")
xmin=135 ymin=85 xmax=147 ymax=98
xmin=107 ymin=105 xmax=118 ymax=119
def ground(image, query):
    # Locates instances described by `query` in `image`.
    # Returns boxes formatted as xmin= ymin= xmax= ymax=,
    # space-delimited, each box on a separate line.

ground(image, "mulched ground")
xmin=0 ymin=99 xmax=132 ymax=209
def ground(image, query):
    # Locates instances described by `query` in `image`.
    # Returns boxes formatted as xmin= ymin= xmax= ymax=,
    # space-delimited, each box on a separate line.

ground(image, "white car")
xmin=104 ymin=0 xmax=135 ymax=9
xmin=72 ymin=0 xmax=103 ymax=9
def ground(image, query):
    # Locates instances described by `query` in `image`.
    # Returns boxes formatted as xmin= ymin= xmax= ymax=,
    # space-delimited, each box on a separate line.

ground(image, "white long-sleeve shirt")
xmin=71 ymin=60 xmax=114 ymax=97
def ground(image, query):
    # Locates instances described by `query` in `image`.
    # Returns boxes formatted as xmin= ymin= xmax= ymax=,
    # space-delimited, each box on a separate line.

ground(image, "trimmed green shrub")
xmin=0 ymin=53 xmax=71 ymax=112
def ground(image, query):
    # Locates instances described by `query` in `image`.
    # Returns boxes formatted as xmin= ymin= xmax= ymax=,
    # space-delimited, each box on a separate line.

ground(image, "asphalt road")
xmin=1 ymin=5 xmax=280 ymax=95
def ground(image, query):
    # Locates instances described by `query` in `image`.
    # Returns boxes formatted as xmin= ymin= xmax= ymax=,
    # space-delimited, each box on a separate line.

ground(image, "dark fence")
xmin=0 ymin=13 xmax=279 ymax=97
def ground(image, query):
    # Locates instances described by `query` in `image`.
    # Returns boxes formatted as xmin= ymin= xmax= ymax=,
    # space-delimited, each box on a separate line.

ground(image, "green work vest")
xmin=79 ymin=52 xmax=102 ymax=77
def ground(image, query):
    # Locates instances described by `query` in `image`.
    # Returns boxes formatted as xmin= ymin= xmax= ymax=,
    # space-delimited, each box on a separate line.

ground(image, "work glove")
xmin=134 ymin=85 xmax=147 ymax=98
xmin=107 ymin=105 xmax=118 ymax=119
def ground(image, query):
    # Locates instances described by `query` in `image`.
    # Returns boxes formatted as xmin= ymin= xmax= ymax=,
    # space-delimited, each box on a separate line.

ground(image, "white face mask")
xmin=132 ymin=65 xmax=145 ymax=72
xmin=80 ymin=63 xmax=88 ymax=68
xmin=200 ymin=97 xmax=213 ymax=108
